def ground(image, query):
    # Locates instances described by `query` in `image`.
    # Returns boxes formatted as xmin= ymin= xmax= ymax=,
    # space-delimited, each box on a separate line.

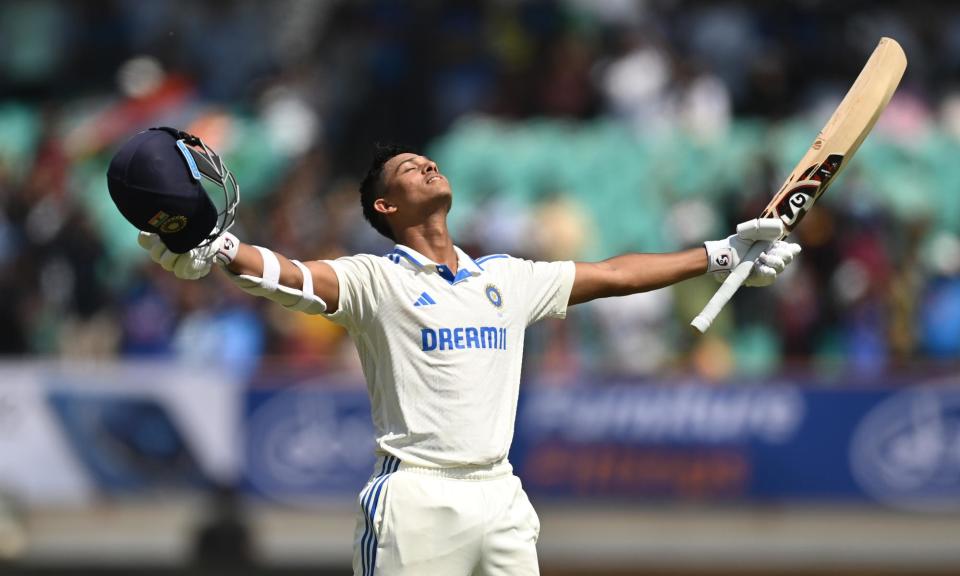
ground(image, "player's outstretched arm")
xmin=224 ymin=241 xmax=341 ymax=314
xmin=568 ymin=218 xmax=800 ymax=306
xmin=570 ymin=248 xmax=706 ymax=305
xmin=138 ymin=231 xmax=341 ymax=314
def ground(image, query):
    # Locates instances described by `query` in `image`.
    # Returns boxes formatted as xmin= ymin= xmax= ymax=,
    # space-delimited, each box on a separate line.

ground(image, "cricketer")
xmin=107 ymin=131 xmax=800 ymax=576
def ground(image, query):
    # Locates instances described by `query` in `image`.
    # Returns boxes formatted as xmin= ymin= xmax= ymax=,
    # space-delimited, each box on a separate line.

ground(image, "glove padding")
xmin=138 ymin=232 xmax=236 ymax=280
xmin=704 ymin=218 xmax=802 ymax=287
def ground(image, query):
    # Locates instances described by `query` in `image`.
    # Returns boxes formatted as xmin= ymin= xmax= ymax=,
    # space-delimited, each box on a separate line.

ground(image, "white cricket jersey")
xmin=323 ymin=244 xmax=575 ymax=468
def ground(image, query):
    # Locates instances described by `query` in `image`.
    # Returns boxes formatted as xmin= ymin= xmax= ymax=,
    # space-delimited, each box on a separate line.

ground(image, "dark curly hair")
xmin=359 ymin=143 xmax=416 ymax=241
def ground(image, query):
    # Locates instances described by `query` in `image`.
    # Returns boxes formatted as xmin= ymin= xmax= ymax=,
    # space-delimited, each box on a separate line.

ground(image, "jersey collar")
xmin=390 ymin=244 xmax=484 ymax=284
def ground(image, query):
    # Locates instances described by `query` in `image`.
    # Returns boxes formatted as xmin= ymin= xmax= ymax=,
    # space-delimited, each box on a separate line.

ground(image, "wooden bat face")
xmin=758 ymin=38 xmax=906 ymax=238
xmin=690 ymin=37 xmax=906 ymax=333
xmin=767 ymin=153 xmax=844 ymax=232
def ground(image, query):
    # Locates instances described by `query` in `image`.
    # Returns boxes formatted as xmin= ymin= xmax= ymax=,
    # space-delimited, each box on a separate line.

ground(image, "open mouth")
xmin=426 ymin=175 xmax=443 ymax=184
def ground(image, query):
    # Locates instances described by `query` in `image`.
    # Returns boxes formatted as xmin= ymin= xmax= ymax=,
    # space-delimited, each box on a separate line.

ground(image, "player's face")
xmin=381 ymin=153 xmax=452 ymax=210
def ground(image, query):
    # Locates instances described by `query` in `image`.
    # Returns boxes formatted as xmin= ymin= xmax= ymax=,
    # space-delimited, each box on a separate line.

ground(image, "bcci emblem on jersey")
xmin=485 ymin=284 xmax=503 ymax=309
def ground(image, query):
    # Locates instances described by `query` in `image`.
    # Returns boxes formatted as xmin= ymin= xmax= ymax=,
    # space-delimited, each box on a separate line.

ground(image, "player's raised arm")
xmin=137 ymin=230 xmax=340 ymax=314
xmin=568 ymin=218 xmax=801 ymax=306
xmin=107 ymin=126 xmax=341 ymax=315
xmin=570 ymin=248 xmax=706 ymax=306
xmin=221 ymin=240 xmax=340 ymax=314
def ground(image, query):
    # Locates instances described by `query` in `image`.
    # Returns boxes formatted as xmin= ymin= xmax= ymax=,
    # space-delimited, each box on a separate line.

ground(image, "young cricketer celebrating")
xmin=131 ymin=141 xmax=800 ymax=576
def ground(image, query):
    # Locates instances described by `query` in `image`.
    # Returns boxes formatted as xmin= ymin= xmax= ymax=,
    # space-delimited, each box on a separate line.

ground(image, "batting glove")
xmin=704 ymin=218 xmax=802 ymax=287
xmin=137 ymin=231 xmax=240 ymax=280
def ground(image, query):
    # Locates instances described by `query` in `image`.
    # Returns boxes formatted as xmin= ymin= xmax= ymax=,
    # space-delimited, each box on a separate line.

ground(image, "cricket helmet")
xmin=106 ymin=126 xmax=239 ymax=253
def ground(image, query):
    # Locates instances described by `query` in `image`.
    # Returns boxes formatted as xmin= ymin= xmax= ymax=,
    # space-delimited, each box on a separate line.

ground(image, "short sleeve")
xmin=514 ymin=259 xmax=576 ymax=325
xmin=322 ymin=254 xmax=382 ymax=330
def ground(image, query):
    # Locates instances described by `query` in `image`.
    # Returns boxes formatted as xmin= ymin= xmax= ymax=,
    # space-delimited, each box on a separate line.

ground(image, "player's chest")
xmin=384 ymin=273 xmax=516 ymax=326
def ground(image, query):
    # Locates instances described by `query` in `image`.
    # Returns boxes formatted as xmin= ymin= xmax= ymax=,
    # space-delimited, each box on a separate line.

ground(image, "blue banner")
xmin=241 ymin=382 xmax=960 ymax=511
xmin=243 ymin=387 xmax=376 ymax=503
xmin=511 ymin=384 xmax=960 ymax=510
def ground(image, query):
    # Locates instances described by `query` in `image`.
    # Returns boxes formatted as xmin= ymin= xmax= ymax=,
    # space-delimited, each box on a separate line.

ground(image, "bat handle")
xmin=690 ymin=242 xmax=767 ymax=333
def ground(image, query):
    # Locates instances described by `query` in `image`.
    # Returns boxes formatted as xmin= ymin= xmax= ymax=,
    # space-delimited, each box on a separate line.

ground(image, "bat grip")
xmin=690 ymin=242 xmax=768 ymax=333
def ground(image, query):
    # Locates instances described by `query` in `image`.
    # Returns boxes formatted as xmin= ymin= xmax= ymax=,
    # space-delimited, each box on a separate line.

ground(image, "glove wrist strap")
xmin=704 ymin=240 xmax=735 ymax=273
xmin=215 ymin=232 xmax=240 ymax=266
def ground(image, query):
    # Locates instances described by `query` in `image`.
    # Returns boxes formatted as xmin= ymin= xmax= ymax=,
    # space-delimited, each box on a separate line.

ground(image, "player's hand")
xmin=704 ymin=218 xmax=802 ymax=287
xmin=137 ymin=231 xmax=238 ymax=280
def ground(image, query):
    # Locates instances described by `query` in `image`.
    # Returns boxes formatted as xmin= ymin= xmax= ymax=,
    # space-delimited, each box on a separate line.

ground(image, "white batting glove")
xmin=704 ymin=218 xmax=802 ymax=287
xmin=137 ymin=231 xmax=240 ymax=280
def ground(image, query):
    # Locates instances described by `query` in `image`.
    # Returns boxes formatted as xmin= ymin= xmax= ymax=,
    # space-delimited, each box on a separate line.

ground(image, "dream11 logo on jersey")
xmin=850 ymin=387 xmax=960 ymax=511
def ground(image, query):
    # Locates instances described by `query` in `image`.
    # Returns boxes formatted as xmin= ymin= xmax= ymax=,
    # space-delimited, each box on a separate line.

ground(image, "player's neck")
xmin=396 ymin=216 xmax=458 ymax=272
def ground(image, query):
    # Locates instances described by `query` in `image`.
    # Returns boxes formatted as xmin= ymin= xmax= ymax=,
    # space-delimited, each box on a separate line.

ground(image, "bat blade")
xmin=691 ymin=37 xmax=907 ymax=334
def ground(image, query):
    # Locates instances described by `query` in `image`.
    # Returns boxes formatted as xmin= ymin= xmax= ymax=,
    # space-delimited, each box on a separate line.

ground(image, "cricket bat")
xmin=691 ymin=37 xmax=907 ymax=333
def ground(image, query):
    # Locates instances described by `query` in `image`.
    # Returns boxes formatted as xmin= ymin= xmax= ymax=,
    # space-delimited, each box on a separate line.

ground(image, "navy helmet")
xmin=106 ymin=127 xmax=239 ymax=253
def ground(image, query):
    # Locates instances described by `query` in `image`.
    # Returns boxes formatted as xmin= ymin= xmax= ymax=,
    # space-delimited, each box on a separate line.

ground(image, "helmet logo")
xmin=149 ymin=210 xmax=188 ymax=234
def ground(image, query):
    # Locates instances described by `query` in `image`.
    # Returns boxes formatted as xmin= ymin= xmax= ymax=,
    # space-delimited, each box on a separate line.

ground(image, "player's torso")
xmin=374 ymin=256 xmax=522 ymax=374
xmin=357 ymin=255 xmax=527 ymax=464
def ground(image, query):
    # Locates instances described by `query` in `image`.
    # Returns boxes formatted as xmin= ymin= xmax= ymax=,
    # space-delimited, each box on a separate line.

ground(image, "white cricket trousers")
xmin=352 ymin=455 xmax=541 ymax=576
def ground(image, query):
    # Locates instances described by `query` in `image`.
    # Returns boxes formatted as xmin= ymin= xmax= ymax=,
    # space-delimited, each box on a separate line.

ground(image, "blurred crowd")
xmin=1 ymin=0 xmax=959 ymax=383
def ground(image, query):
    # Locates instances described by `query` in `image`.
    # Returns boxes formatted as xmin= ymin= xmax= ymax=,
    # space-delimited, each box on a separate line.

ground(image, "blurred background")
xmin=1 ymin=0 xmax=959 ymax=574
